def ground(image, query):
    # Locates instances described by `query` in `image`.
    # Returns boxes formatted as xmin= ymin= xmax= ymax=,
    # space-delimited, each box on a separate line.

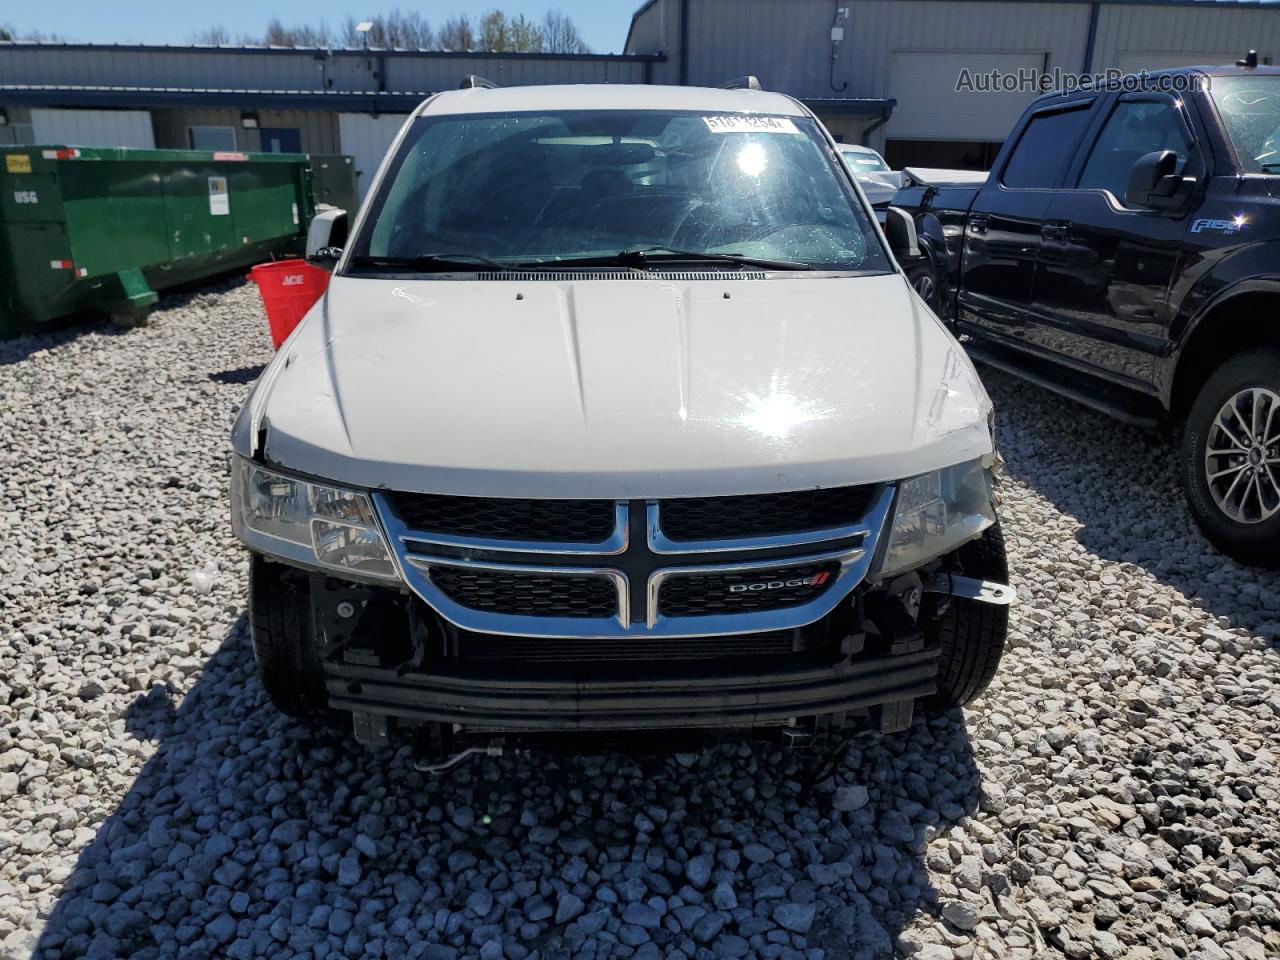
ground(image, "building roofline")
xmin=625 ymin=0 xmax=664 ymax=54
xmin=0 ymin=40 xmax=663 ymax=62
xmin=0 ymin=84 xmax=432 ymax=113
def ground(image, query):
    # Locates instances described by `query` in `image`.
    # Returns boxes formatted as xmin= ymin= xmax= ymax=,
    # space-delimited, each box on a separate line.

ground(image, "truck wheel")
xmin=1181 ymin=348 xmax=1280 ymax=567
xmin=249 ymin=555 xmax=329 ymax=717
xmin=926 ymin=523 xmax=1009 ymax=710
xmin=907 ymin=259 xmax=939 ymax=311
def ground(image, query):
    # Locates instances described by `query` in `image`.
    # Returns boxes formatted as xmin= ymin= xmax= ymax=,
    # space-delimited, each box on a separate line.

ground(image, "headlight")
xmin=231 ymin=457 xmax=399 ymax=582
xmin=878 ymin=457 xmax=996 ymax=578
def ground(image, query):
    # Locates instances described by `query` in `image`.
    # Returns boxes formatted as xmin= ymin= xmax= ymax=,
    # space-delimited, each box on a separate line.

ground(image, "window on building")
xmin=1078 ymin=99 xmax=1193 ymax=202
xmin=188 ymin=126 xmax=237 ymax=151
xmin=1001 ymin=104 xmax=1093 ymax=189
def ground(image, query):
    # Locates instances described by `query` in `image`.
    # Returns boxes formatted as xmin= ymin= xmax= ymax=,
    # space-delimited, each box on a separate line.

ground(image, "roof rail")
xmin=719 ymin=76 xmax=762 ymax=91
xmin=460 ymin=74 xmax=498 ymax=89
xmin=1237 ymin=50 xmax=1259 ymax=68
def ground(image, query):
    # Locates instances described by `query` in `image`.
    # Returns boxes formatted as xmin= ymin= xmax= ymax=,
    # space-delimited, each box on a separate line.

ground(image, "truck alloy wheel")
xmin=1182 ymin=348 xmax=1280 ymax=567
xmin=1204 ymin=385 xmax=1280 ymax=524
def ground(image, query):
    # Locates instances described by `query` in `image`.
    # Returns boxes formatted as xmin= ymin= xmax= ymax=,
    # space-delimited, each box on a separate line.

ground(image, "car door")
xmin=957 ymin=99 xmax=1096 ymax=344
xmin=1030 ymin=94 xmax=1203 ymax=387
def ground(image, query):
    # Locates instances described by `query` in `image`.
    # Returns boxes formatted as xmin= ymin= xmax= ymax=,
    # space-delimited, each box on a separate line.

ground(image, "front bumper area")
xmin=324 ymin=647 xmax=940 ymax=734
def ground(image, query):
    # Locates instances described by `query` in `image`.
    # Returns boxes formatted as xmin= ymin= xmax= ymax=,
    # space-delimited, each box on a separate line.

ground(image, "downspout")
xmin=1082 ymin=1 xmax=1100 ymax=74
xmin=679 ymin=0 xmax=690 ymax=86
xmin=862 ymin=100 xmax=895 ymax=146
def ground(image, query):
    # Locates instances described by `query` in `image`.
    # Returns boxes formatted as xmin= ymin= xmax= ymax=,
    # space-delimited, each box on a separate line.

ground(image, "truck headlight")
xmin=878 ymin=458 xmax=995 ymax=578
xmin=231 ymin=457 xmax=399 ymax=582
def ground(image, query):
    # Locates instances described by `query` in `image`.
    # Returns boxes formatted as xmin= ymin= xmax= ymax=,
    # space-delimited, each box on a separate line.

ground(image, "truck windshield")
xmin=350 ymin=110 xmax=890 ymax=273
xmin=1211 ymin=76 xmax=1280 ymax=173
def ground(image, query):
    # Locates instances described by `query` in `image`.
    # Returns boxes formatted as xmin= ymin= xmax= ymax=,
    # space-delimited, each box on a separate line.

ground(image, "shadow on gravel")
xmin=208 ymin=365 xmax=267 ymax=386
xmin=30 ymin=613 xmax=982 ymax=960
xmin=985 ymin=369 xmax=1280 ymax=637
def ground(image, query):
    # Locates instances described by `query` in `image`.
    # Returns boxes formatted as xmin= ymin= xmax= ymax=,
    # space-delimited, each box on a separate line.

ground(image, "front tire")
xmin=249 ymin=556 xmax=329 ymax=717
xmin=1181 ymin=348 xmax=1280 ymax=568
xmin=907 ymin=257 xmax=940 ymax=312
xmin=927 ymin=523 xmax=1009 ymax=710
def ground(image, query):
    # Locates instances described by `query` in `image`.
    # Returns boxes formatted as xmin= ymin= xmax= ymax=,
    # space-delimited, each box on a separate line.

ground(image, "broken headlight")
xmin=231 ymin=457 xmax=399 ymax=582
xmin=877 ymin=457 xmax=996 ymax=579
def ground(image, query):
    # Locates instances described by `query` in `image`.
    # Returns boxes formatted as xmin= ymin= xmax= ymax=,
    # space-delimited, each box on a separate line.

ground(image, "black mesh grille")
xmin=658 ymin=562 xmax=840 ymax=617
xmin=454 ymin=631 xmax=797 ymax=662
xmin=660 ymin=486 xmax=875 ymax=542
xmin=391 ymin=494 xmax=615 ymax=543
xmin=430 ymin=568 xmax=617 ymax=618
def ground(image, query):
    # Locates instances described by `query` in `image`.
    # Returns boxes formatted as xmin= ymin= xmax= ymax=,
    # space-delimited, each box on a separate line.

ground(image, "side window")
xmin=1001 ymin=105 xmax=1094 ymax=189
xmin=1077 ymin=100 xmax=1193 ymax=202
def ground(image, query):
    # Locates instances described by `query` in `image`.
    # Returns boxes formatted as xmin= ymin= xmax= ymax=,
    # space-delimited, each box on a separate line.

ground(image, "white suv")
xmin=230 ymin=81 xmax=1011 ymax=751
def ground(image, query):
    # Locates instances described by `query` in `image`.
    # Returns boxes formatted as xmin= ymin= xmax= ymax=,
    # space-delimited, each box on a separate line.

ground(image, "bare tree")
xmin=541 ymin=9 xmax=590 ymax=54
xmin=437 ymin=14 xmax=475 ymax=52
xmin=190 ymin=25 xmax=235 ymax=45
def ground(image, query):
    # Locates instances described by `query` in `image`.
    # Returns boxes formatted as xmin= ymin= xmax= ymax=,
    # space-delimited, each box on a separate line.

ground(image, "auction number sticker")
xmin=703 ymin=116 xmax=800 ymax=134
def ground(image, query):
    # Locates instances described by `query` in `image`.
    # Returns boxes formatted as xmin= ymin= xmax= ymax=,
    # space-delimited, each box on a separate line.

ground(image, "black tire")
xmin=249 ymin=555 xmax=329 ymax=717
xmin=926 ymin=523 xmax=1009 ymax=710
xmin=1181 ymin=348 xmax=1280 ymax=568
xmin=907 ymin=257 xmax=940 ymax=312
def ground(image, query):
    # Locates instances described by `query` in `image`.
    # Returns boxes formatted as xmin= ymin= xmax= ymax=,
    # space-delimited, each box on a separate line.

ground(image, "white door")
xmin=338 ymin=113 xmax=411 ymax=200
xmin=886 ymin=51 xmax=1047 ymax=141
xmin=30 ymin=109 xmax=155 ymax=149
xmin=1117 ymin=52 xmax=1246 ymax=73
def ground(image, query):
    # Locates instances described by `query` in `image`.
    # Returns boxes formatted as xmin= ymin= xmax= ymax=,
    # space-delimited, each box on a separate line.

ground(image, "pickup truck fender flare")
xmin=1161 ymin=246 xmax=1280 ymax=407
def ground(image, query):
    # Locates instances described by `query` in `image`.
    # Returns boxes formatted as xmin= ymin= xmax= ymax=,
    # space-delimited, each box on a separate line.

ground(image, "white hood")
xmin=235 ymin=272 xmax=993 ymax=498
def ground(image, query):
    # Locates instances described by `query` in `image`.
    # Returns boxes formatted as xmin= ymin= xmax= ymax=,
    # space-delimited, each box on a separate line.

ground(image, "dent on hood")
xmin=926 ymin=344 xmax=992 ymax=443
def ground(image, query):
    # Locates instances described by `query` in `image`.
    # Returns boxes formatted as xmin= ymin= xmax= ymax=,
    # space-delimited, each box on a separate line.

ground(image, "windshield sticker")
xmin=703 ymin=116 xmax=800 ymax=135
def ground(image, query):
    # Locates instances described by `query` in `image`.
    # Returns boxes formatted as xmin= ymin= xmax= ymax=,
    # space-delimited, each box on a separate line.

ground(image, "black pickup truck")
xmin=895 ymin=62 xmax=1280 ymax=565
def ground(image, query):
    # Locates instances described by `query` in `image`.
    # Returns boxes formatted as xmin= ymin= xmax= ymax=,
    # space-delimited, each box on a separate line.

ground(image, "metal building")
xmin=626 ymin=0 xmax=1280 ymax=166
xmin=2 ymin=0 xmax=1280 ymax=185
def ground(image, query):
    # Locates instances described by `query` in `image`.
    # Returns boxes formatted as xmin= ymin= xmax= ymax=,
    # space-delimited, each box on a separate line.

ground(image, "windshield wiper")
xmin=541 ymin=246 xmax=813 ymax=271
xmin=348 ymin=253 xmax=542 ymax=273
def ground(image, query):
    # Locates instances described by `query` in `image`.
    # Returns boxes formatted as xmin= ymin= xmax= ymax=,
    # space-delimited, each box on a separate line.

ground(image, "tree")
xmin=263 ymin=17 xmax=333 ymax=47
xmin=541 ymin=9 xmax=590 ymax=54
xmin=338 ymin=10 xmax=434 ymax=49
xmin=190 ymin=25 xmax=234 ymax=45
xmin=437 ymin=14 xmax=475 ymax=52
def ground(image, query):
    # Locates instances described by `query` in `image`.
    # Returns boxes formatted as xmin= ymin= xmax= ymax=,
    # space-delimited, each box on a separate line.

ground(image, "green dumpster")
xmin=0 ymin=145 xmax=315 ymax=338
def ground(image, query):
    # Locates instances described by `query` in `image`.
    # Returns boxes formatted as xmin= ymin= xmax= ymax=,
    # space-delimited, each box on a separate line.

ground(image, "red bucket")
xmin=249 ymin=259 xmax=330 ymax=349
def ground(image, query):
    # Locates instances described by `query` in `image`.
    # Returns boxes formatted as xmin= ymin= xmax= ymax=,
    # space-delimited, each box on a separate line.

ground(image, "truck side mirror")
xmin=1125 ymin=151 xmax=1194 ymax=211
xmin=883 ymin=206 xmax=921 ymax=262
xmin=306 ymin=209 xmax=348 ymax=270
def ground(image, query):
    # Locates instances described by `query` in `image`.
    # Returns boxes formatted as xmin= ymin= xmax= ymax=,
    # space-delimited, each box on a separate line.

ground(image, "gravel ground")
xmin=1 ymin=280 xmax=1278 ymax=960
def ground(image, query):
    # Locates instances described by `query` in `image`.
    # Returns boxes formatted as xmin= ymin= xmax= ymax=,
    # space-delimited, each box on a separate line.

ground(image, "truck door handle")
xmin=968 ymin=214 xmax=990 ymax=234
xmin=1040 ymin=221 xmax=1071 ymax=242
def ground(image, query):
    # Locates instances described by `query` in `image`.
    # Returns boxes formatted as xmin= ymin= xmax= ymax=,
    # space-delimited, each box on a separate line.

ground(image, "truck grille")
xmin=429 ymin=568 xmax=617 ymax=618
xmin=659 ymin=487 xmax=876 ymax=541
xmin=389 ymin=493 xmax=616 ymax=543
xmin=658 ymin=562 xmax=841 ymax=617
xmin=453 ymin=631 xmax=797 ymax=662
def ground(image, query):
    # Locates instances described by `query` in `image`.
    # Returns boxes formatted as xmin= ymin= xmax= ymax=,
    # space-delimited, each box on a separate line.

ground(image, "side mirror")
xmin=306 ymin=209 xmax=348 ymax=270
xmin=1125 ymin=150 xmax=1195 ymax=210
xmin=884 ymin=206 xmax=921 ymax=261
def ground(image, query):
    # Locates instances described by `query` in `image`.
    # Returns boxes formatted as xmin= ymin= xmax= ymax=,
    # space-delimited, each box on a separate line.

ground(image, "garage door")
xmin=1117 ymin=52 xmax=1247 ymax=73
xmin=30 ymin=109 xmax=155 ymax=149
xmin=886 ymin=51 xmax=1046 ymax=141
xmin=338 ymin=113 xmax=411 ymax=199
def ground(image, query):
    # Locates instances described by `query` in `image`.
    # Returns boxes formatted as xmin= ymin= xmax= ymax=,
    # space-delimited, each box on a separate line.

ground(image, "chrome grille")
xmin=377 ymin=484 xmax=893 ymax=640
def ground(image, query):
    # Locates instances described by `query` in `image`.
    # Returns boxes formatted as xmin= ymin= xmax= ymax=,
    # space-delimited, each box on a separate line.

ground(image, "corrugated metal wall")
xmin=337 ymin=113 xmax=412 ymax=198
xmin=150 ymin=107 xmax=340 ymax=152
xmin=0 ymin=46 xmax=650 ymax=93
xmin=627 ymin=0 xmax=682 ymax=84
xmin=1091 ymin=6 xmax=1278 ymax=70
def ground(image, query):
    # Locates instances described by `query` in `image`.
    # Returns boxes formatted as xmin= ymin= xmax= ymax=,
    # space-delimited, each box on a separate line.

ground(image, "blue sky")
xmin=6 ymin=1 xmax=635 ymax=53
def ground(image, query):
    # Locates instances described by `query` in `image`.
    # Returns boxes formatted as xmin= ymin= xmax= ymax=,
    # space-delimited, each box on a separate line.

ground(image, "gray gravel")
xmin=1 ymin=281 xmax=1278 ymax=960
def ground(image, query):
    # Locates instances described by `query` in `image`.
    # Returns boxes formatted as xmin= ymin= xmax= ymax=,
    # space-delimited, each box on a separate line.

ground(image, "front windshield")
xmin=351 ymin=109 xmax=890 ymax=272
xmin=841 ymin=149 xmax=890 ymax=173
xmin=1211 ymin=76 xmax=1280 ymax=173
